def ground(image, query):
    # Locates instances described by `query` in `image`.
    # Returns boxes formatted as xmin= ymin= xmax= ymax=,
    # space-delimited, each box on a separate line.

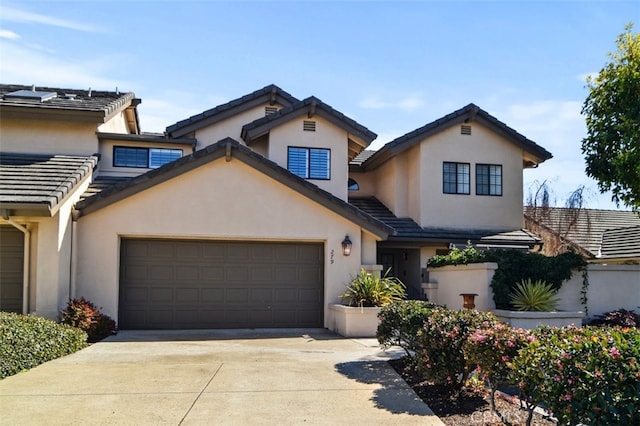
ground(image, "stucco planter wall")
xmin=328 ymin=304 xmax=381 ymax=337
xmin=493 ymin=309 xmax=584 ymax=330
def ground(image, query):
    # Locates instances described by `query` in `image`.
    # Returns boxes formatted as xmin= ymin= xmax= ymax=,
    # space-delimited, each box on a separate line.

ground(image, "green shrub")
xmin=341 ymin=269 xmax=406 ymax=307
xmin=510 ymin=326 xmax=640 ymax=425
xmin=0 ymin=312 xmax=87 ymax=379
xmin=509 ymin=279 xmax=560 ymax=311
xmin=415 ymin=307 xmax=499 ymax=393
xmin=60 ymin=298 xmax=116 ymax=342
xmin=376 ymin=300 xmax=439 ymax=357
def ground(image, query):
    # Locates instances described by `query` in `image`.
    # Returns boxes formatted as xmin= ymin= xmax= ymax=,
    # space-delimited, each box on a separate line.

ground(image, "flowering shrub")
xmin=60 ymin=298 xmax=116 ymax=342
xmin=415 ymin=307 xmax=499 ymax=393
xmin=510 ymin=326 xmax=640 ymax=425
xmin=376 ymin=300 xmax=439 ymax=358
xmin=589 ymin=308 xmax=640 ymax=328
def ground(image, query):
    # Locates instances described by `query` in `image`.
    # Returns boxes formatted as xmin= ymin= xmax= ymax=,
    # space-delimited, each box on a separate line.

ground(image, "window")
xmin=443 ymin=162 xmax=470 ymax=194
xmin=287 ymin=147 xmax=330 ymax=180
xmin=348 ymin=178 xmax=359 ymax=191
xmin=114 ymin=146 xmax=182 ymax=168
xmin=476 ymin=164 xmax=502 ymax=196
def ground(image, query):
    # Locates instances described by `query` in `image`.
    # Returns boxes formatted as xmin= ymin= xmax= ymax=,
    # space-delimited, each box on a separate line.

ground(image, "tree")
xmin=581 ymin=23 xmax=640 ymax=212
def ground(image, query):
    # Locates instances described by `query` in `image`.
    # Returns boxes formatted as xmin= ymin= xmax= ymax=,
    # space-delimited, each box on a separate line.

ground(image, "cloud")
xmin=359 ymin=94 xmax=424 ymax=111
xmin=1 ymin=6 xmax=103 ymax=32
xmin=0 ymin=29 xmax=20 ymax=40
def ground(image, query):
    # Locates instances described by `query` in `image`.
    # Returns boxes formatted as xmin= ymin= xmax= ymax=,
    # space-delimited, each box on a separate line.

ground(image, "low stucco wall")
xmin=426 ymin=263 xmax=498 ymax=311
xmin=557 ymin=264 xmax=640 ymax=318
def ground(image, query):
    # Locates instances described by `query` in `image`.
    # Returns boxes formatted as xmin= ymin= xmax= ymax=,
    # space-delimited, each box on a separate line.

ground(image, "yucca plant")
xmin=341 ymin=268 xmax=406 ymax=307
xmin=509 ymin=279 xmax=560 ymax=311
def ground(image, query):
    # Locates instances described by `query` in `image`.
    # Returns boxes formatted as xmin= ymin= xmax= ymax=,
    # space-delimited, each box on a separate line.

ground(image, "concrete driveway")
xmin=0 ymin=329 xmax=443 ymax=425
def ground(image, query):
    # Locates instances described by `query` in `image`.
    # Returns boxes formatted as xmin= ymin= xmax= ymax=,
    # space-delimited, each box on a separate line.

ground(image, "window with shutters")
xmin=287 ymin=147 xmax=331 ymax=180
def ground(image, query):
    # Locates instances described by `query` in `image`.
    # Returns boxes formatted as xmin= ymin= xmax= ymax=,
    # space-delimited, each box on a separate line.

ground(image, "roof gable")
xmin=241 ymin=96 xmax=377 ymax=159
xmin=0 ymin=153 xmax=97 ymax=216
xmin=165 ymin=84 xmax=299 ymax=138
xmin=359 ymin=103 xmax=552 ymax=170
xmin=77 ymin=138 xmax=392 ymax=238
xmin=0 ymin=84 xmax=137 ymax=124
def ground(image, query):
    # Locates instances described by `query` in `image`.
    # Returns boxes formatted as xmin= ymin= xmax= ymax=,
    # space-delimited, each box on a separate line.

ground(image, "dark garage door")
xmin=0 ymin=226 xmax=24 ymax=313
xmin=119 ymin=239 xmax=324 ymax=329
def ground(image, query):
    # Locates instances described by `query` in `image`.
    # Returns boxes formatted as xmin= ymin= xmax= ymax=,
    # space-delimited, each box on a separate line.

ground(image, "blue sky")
xmin=1 ymin=1 xmax=638 ymax=210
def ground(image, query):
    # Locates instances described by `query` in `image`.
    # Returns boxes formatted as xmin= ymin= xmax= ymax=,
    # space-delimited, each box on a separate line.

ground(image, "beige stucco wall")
xmin=0 ymin=118 xmax=99 ymax=155
xmin=97 ymin=111 xmax=130 ymax=134
xmin=268 ymin=115 xmax=349 ymax=200
xmin=427 ymin=263 xmax=498 ymax=311
xmin=195 ymin=103 xmax=287 ymax=148
xmin=76 ymin=157 xmax=379 ymax=327
xmin=97 ymin=140 xmax=191 ymax=176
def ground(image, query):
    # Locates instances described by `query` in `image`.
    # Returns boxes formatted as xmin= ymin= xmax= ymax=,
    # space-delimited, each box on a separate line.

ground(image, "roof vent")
xmin=461 ymin=124 xmax=472 ymax=135
xmin=303 ymin=120 xmax=316 ymax=132
xmin=5 ymin=89 xmax=58 ymax=102
xmin=63 ymin=93 xmax=77 ymax=100
xmin=265 ymin=106 xmax=278 ymax=116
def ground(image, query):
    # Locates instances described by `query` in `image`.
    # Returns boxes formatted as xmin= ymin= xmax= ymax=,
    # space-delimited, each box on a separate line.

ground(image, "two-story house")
xmin=0 ymin=84 xmax=551 ymax=330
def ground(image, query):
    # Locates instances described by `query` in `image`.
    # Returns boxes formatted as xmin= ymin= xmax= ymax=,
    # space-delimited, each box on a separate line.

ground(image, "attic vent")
xmin=5 ymin=89 xmax=57 ymax=102
xmin=265 ymin=106 xmax=278 ymax=116
xmin=461 ymin=124 xmax=472 ymax=135
xmin=303 ymin=120 xmax=316 ymax=132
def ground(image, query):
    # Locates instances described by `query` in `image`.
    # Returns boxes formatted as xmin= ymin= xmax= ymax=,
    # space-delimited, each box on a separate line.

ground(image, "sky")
xmin=1 ymin=0 xmax=638 ymax=210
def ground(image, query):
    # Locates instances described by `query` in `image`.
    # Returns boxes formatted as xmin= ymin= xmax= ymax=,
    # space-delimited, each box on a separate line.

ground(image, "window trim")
xmin=287 ymin=146 xmax=331 ymax=180
xmin=476 ymin=163 xmax=503 ymax=196
xmin=442 ymin=161 xmax=470 ymax=195
xmin=113 ymin=146 xmax=182 ymax=169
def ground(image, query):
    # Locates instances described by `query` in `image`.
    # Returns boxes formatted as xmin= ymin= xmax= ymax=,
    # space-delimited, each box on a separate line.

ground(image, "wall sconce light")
xmin=341 ymin=235 xmax=352 ymax=256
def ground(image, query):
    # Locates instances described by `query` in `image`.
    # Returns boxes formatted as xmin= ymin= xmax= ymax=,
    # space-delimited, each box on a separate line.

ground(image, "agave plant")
xmin=509 ymin=279 xmax=560 ymax=312
xmin=341 ymin=268 xmax=406 ymax=307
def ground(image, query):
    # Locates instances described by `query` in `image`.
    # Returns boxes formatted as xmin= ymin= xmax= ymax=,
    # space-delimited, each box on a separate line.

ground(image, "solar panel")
xmin=4 ymin=90 xmax=58 ymax=102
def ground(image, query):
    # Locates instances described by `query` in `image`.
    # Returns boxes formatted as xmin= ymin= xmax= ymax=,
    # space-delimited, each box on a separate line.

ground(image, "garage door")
xmin=0 ymin=226 xmax=24 ymax=313
xmin=119 ymin=239 xmax=324 ymax=329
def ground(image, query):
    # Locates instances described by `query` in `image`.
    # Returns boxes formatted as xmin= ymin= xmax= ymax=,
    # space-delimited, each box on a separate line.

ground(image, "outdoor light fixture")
xmin=341 ymin=235 xmax=352 ymax=256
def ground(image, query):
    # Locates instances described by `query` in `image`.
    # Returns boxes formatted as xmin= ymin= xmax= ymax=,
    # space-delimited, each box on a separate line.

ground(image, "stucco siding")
xmin=97 ymin=111 xmax=129 ymax=134
xmin=76 ymin=158 xmax=373 ymax=326
xmin=0 ymin=118 xmax=98 ymax=155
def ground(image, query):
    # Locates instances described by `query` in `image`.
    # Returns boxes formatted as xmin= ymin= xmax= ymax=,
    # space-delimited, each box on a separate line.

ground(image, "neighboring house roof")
xmin=350 ymin=196 xmax=541 ymax=247
xmin=0 ymin=84 xmax=138 ymax=124
xmin=0 ymin=153 xmax=97 ymax=216
xmin=354 ymin=103 xmax=553 ymax=171
xmin=241 ymin=96 xmax=377 ymax=159
xmin=525 ymin=207 xmax=640 ymax=260
xmin=77 ymin=138 xmax=393 ymax=239
xmin=166 ymin=84 xmax=299 ymax=138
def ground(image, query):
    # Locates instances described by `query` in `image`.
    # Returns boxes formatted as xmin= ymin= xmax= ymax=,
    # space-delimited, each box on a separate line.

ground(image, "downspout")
xmin=1 ymin=209 xmax=30 ymax=314
xmin=69 ymin=209 xmax=80 ymax=299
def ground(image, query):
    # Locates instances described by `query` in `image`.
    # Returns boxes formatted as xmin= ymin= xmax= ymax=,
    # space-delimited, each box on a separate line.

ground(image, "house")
xmin=0 ymin=83 xmax=551 ymax=329
xmin=525 ymin=206 xmax=640 ymax=263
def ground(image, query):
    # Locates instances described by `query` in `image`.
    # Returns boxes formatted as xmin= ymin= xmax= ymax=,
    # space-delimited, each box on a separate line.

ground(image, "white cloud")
xmin=1 ymin=6 xmax=103 ymax=33
xmin=359 ymin=94 xmax=424 ymax=111
xmin=0 ymin=29 xmax=20 ymax=40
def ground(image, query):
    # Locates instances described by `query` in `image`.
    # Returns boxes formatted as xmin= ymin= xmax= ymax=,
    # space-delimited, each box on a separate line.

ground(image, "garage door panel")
xmin=119 ymin=239 xmax=323 ymax=329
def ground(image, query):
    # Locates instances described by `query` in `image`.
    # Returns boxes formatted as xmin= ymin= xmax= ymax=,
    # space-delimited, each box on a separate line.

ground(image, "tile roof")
xmin=241 ymin=96 xmax=377 ymax=147
xmin=525 ymin=207 xmax=640 ymax=259
xmin=0 ymin=84 xmax=135 ymax=120
xmin=350 ymin=196 xmax=541 ymax=246
xmin=165 ymin=84 xmax=299 ymax=138
xmin=0 ymin=153 xmax=97 ymax=216
xmin=77 ymin=138 xmax=393 ymax=239
xmin=357 ymin=103 xmax=552 ymax=171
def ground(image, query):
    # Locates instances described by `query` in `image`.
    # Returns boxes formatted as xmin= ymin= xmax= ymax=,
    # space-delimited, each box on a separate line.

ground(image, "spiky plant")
xmin=341 ymin=268 xmax=406 ymax=307
xmin=509 ymin=279 xmax=560 ymax=312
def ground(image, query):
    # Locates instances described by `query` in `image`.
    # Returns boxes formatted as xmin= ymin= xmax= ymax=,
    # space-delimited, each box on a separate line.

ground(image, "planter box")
xmin=493 ymin=309 xmax=584 ymax=330
xmin=328 ymin=304 xmax=381 ymax=337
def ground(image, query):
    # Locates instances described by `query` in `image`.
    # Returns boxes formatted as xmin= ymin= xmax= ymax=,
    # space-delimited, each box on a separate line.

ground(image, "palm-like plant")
xmin=341 ymin=269 xmax=406 ymax=307
xmin=509 ymin=279 xmax=560 ymax=312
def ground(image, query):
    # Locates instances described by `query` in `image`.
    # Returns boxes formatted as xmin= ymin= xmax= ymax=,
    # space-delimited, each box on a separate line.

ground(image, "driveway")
xmin=0 ymin=329 xmax=443 ymax=425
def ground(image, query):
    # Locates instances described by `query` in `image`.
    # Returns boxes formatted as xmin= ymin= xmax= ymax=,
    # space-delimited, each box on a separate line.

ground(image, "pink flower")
xmin=564 ymin=393 xmax=572 ymax=401
xmin=609 ymin=347 xmax=621 ymax=359
xmin=501 ymin=355 xmax=510 ymax=362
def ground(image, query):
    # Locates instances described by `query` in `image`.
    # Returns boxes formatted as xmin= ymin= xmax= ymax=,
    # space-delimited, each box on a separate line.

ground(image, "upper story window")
xmin=114 ymin=146 xmax=182 ymax=169
xmin=287 ymin=147 xmax=330 ymax=180
xmin=348 ymin=178 xmax=359 ymax=191
xmin=476 ymin=164 xmax=502 ymax=196
xmin=443 ymin=162 xmax=470 ymax=194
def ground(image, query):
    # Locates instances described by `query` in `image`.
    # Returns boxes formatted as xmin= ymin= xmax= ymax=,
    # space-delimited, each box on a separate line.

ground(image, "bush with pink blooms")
xmin=510 ymin=326 xmax=640 ymax=425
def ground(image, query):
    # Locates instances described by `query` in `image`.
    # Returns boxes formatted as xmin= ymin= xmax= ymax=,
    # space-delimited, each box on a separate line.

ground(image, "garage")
xmin=119 ymin=238 xmax=324 ymax=329
xmin=0 ymin=226 xmax=24 ymax=313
